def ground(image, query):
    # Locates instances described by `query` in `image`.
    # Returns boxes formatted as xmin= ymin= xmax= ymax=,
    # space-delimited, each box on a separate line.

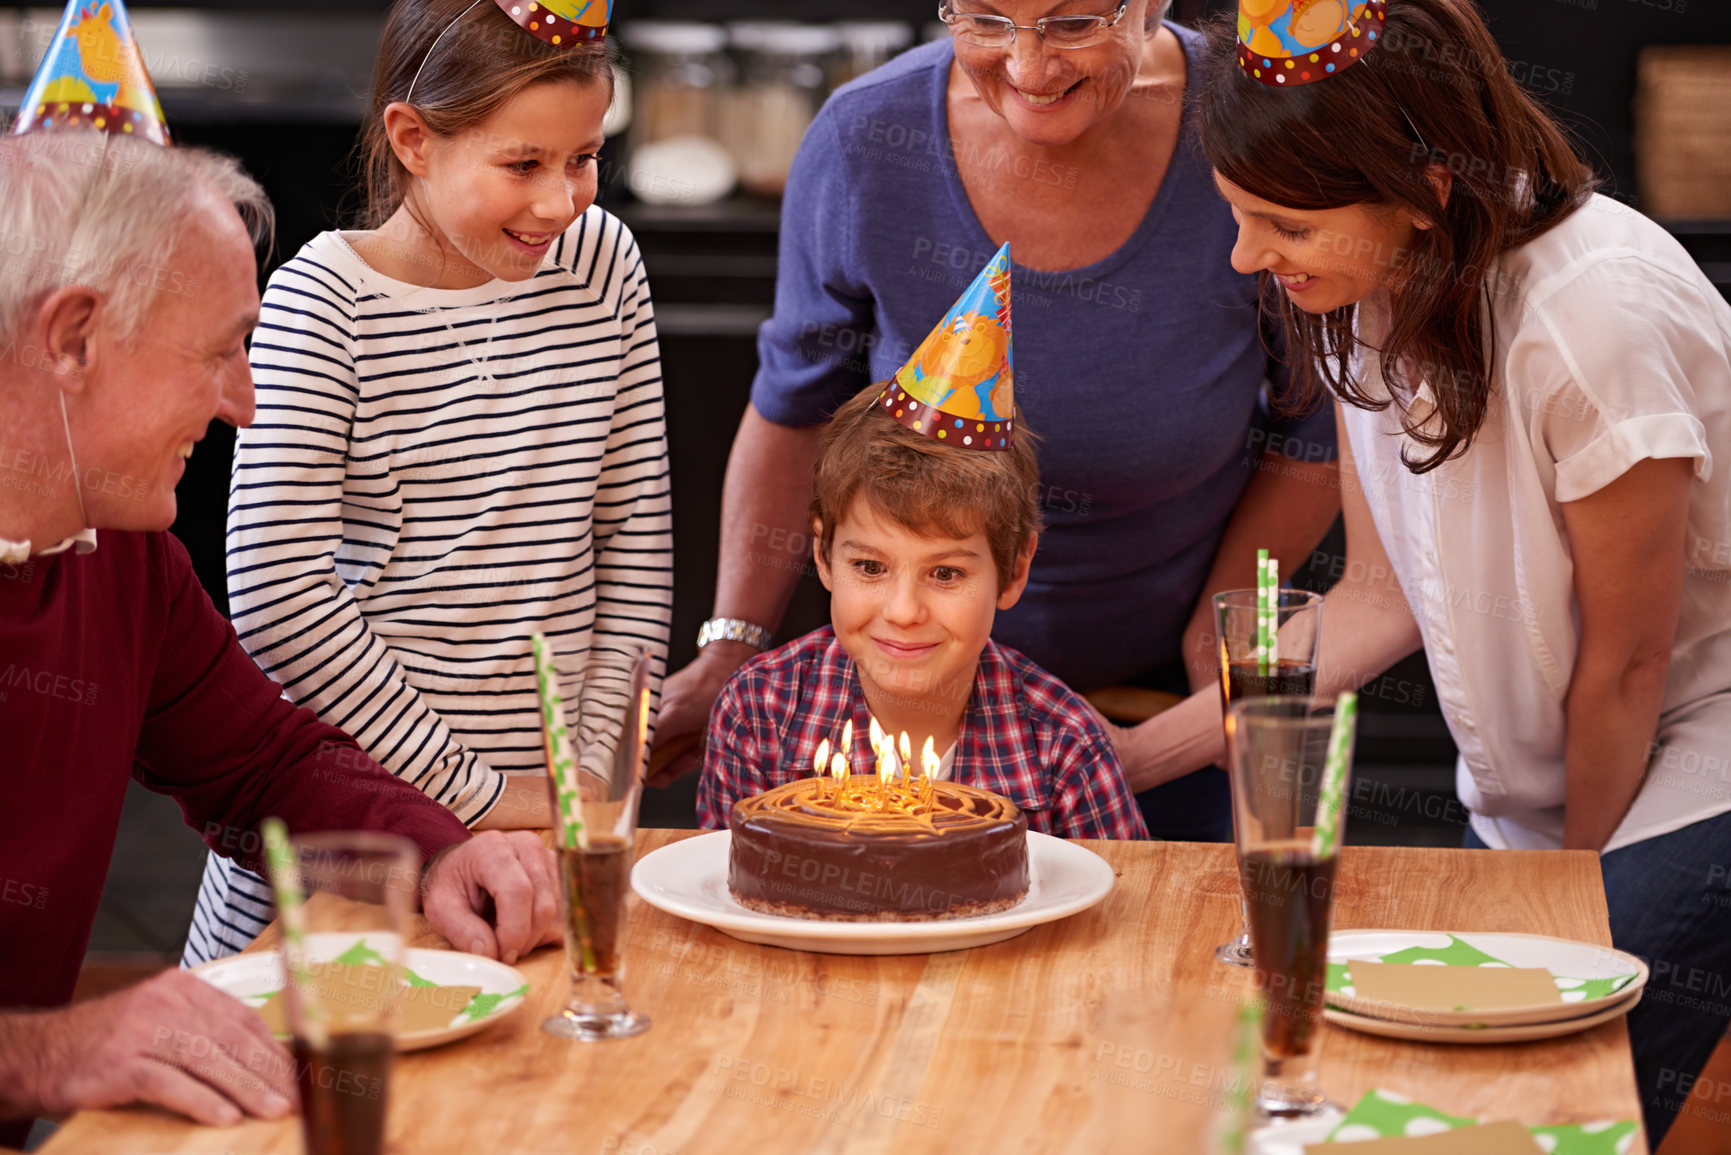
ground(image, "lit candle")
xmin=899 ymin=732 xmax=912 ymax=785
xmin=922 ymin=737 xmax=940 ymax=805
xmin=841 ymin=718 xmax=853 ymax=765
xmin=831 ymin=751 xmax=847 ymax=801
xmin=869 ymin=715 xmax=885 ymax=759
xmin=877 ymin=740 xmax=893 ymax=810
xmin=814 ymin=738 xmax=830 ymax=801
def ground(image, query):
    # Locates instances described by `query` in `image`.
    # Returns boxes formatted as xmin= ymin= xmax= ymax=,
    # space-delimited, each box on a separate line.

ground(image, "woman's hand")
xmin=648 ymin=641 xmax=756 ymax=787
xmin=1109 ymin=406 xmax=1426 ymax=796
xmin=1084 ymin=694 xmax=1225 ymax=796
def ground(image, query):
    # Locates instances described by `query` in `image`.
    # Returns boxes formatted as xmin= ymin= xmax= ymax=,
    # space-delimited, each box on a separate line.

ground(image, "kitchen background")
xmin=5 ymin=6 xmax=1731 ymax=1143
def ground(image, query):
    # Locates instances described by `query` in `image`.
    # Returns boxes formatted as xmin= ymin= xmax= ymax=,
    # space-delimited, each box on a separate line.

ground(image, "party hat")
xmin=878 ymin=243 xmax=1014 ymax=451
xmin=494 ymin=0 xmax=612 ymax=46
xmin=1237 ymin=0 xmax=1387 ymax=87
xmin=10 ymin=0 xmax=170 ymax=146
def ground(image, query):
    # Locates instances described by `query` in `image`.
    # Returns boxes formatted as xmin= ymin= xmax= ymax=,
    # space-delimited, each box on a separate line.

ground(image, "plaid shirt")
xmin=696 ymin=627 xmax=1148 ymax=840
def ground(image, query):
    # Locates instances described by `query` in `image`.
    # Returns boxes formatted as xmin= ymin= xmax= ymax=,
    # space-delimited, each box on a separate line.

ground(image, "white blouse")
xmin=1343 ymin=194 xmax=1731 ymax=852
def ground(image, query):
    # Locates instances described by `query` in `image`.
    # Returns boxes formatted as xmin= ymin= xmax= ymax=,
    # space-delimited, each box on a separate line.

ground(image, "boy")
xmin=696 ymin=248 xmax=1146 ymax=841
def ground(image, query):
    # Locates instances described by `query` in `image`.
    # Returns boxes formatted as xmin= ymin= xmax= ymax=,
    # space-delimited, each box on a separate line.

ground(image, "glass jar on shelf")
xmin=623 ymin=21 xmax=732 ymax=146
xmin=723 ymin=23 xmax=840 ymax=198
xmin=620 ymin=21 xmax=736 ymax=206
xmin=831 ymin=22 xmax=914 ymax=89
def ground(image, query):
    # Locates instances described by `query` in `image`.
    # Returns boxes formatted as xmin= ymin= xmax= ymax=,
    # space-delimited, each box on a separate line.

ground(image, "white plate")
xmin=1324 ymin=987 xmax=1642 ymax=1045
xmin=1327 ymin=930 xmax=1649 ymax=1028
xmin=194 ymin=934 xmax=530 ymax=1052
xmin=630 ymin=830 xmax=1114 ymax=955
xmin=1244 ymin=1109 xmax=1344 ymax=1155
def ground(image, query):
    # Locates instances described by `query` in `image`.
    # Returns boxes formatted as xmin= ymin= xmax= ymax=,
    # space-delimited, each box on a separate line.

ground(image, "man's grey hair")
xmin=0 ymin=130 xmax=273 ymax=351
xmin=1146 ymin=0 xmax=1175 ymax=30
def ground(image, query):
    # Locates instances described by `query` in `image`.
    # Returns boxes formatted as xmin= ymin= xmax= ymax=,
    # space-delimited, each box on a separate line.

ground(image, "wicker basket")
xmin=1638 ymin=46 xmax=1731 ymax=221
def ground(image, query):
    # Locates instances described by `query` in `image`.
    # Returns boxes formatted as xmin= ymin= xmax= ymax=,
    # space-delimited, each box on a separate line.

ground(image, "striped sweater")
xmin=184 ymin=207 xmax=672 ymax=964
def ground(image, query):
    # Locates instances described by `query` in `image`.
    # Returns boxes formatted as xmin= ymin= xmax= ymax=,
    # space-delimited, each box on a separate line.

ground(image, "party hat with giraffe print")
xmin=494 ymin=0 xmax=612 ymax=46
xmin=1237 ymin=0 xmax=1388 ymax=87
xmin=10 ymin=0 xmax=170 ymax=145
xmin=878 ymin=244 xmax=1015 ymax=451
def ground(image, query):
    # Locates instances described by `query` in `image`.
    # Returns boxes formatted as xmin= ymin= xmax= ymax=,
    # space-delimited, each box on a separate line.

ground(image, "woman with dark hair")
xmin=1149 ymin=0 xmax=1731 ymax=1140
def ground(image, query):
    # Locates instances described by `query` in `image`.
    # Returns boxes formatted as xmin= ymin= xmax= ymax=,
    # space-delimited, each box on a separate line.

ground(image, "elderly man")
xmin=0 ymin=131 xmax=563 ymax=1142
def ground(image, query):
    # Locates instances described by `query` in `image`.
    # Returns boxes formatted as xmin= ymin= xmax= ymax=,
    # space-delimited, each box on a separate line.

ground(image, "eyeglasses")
xmin=938 ymin=1 xmax=1131 ymax=50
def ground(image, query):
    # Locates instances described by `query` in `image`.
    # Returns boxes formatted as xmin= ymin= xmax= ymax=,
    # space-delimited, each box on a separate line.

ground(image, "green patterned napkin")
xmin=248 ymin=937 xmax=527 ymax=1030
xmin=1325 ymin=1089 xmax=1640 ymax=1154
xmin=1325 ymin=936 xmax=1639 ymax=1004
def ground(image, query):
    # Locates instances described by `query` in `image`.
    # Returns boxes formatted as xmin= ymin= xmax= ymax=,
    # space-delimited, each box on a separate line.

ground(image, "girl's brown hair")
xmin=1198 ymin=0 xmax=1597 ymax=473
xmin=812 ymin=388 xmax=1043 ymax=593
xmin=358 ymin=0 xmax=614 ymax=229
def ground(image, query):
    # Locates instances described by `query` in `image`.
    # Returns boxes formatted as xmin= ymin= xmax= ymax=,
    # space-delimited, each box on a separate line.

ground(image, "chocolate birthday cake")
xmin=727 ymin=776 xmax=1029 ymax=921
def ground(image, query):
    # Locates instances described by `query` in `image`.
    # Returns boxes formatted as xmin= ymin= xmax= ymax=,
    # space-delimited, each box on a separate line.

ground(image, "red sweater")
xmin=0 ymin=531 xmax=470 ymax=1016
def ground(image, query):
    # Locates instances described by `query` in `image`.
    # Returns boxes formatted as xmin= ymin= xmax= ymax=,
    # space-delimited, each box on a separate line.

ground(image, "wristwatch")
xmin=697 ymin=617 xmax=774 ymax=652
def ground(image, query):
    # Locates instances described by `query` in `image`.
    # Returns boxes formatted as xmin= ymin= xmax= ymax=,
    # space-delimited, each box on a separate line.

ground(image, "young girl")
xmin=184 ymin=0 xmax=670 ymax=964
xmin=1178 ymin=0 xmax=1731 ymax=1141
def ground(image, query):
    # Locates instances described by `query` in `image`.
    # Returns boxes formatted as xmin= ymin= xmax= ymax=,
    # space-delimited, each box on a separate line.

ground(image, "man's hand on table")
xmin=0 ymin=969 xmax=295 ymax=1128
xmin=423 ymin=830 xmax=562 ymax=965
xmin=647 ymin=641 xmax=758 ymax=787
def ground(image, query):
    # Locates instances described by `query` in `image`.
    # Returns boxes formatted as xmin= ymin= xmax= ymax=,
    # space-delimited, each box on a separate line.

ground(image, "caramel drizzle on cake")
xmin=734 ymin=777 xmax=1018 ymax=838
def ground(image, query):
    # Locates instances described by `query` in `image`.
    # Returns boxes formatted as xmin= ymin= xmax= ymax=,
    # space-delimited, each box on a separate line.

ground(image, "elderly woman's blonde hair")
xmin=0 ymin=130 xmax=272 ymax=350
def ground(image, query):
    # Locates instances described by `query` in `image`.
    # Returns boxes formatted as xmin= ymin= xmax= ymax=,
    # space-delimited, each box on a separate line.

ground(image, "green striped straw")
xmin=261 ymin=818 xmax=327 ymax=1049
xmin=1219 ymin=998 xmax=1264 ymax=1154
xmin=1256 ymin=550 xmax=1279 ymax=674
xmin=1310 ymin=691 xmax=1359 ymax=859
xmin=531 ymin=633 xmax=586 ymax=852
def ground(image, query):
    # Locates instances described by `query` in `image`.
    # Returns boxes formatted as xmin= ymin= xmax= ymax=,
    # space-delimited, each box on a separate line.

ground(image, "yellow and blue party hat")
xmin=878 ymin=244 xmax=1014 ymax=451
xmin=1237 ymin=0 xmax=1387 ymax=87
xmin=494 ymin=0 xmax=612 ymax=46
xmin=10 ymin=0 xmax=170 ymax=146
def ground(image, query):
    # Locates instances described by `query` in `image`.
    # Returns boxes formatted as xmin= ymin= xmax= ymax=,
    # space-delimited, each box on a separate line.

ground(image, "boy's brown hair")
xmin=811 ymin=386 xmax=1042 ymax=592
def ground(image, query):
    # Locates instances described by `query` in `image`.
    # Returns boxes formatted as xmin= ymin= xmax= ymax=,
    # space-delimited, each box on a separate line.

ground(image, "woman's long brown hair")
xmin=1198 ymin=0 xmax=1596 ymax=473
xmin=357 ymin=0 xmax=613 ymax=231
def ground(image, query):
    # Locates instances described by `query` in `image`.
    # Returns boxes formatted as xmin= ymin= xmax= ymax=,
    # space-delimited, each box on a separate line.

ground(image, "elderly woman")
xmin=655 ymin=0 xmax=1341 ymax=840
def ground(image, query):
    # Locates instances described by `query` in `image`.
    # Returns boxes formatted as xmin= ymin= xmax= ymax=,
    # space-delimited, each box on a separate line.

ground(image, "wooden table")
xmin=43 ymin=833 xmax=1647 ymax=1154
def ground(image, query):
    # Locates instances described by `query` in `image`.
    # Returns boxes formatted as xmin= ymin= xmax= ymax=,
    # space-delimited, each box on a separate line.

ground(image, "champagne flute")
xmin=272 ymin=830 xmax=417 ymax=1155
xmin=1227 ymin=695 xmax=1355 ymax=1117
xmin=537 ymin=642 xmax=654 ymax=1041
xmin=1211 ymin=587 xmax=1322 ymax=965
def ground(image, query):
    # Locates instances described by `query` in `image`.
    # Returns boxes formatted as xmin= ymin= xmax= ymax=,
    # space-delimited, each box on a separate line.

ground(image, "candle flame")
xmin=899 ymin=731 xmax=912 ymax=765
xmin=814 ymin=738 xmax=830 ymax=777
xmin=877 ymin=744 xmax=893 ymax=786
xmin=830 ymin=752 xmax=847 ymax=782
xmin=869 ymin=715 xmax=885 ymax=755
xmin=841 ymin=718 xmax=853 ymax=761
xmin=922 ymin=736 xmax=939 ymax=780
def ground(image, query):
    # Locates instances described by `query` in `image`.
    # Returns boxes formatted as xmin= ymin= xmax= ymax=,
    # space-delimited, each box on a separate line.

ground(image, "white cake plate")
xmin=630 ymin=830 xmax=1114 ymax=955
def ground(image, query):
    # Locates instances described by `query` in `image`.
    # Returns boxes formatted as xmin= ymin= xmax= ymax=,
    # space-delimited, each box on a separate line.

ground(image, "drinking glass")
xmin=1211 ymin=589 xmax=1323 ymax=966
xmin=1226 ymin=696 xmax=1354 ymax=1118
xmin=542 ymin=644 xmax=654 ymax=1041
xmin=279 ymin=831 xmax=419 ymax=1155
